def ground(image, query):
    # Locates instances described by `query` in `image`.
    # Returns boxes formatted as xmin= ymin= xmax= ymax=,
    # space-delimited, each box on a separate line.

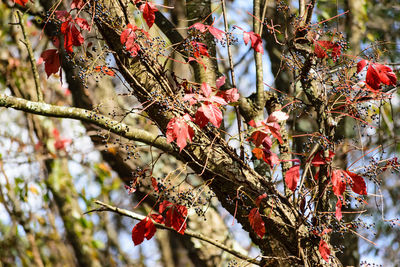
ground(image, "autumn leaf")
xmin=248 ymin=208 xmax=265 ymax=238
xmin=243 ymin=31 xmax=263 ymax=54
xmin=319 ymin=239 xmax=330 ymax=262
xmin=39 ymin=49 xmax=60 ymax=77
xmin=314 ymin=40 xmax=341 ymax=60
xmin=13 ymin=0 xmax=28 ymax=6
xmin=335 ymin=197 xmax=342 ymax=221
xmin=195 ymin=103 xmax=223 ymax=128
xmin=94 ymin=66 xmax=115 ymax=76
xmin=131 ymin=217 xmax=156 ymax=246
xmin=357 ymin=60 xmax=397 ymax=90
xmin=345 ymin=171 xmax=367 ymax=195
xmin=262 ymin=149 xmax=279 ymax=167
xmin=285 ymin=165 xmax=300 ymax=192
xmin=166 ymin=113 xmax=194 ymax=151
xmin=252 ymin=147 xmax=263 ymax=160
xmin=71 ymin=0 xmax=85 ymax=9
xmin=60 ymin=19 xmax=85 ymax=53
xmin=191 ymin=41 xmax=209 ymax=58
xmin=216 ymin=76 xmax=226 ymax=89
xmin=189 ymin=22 xmax=208 ymax=33
xmin=120 ymin=24 xmax=141 ymax=56
xmin=216 ymin=88 xmax=240 ymax=103
xmin=255 ymin=193 xmax=267 ymax=207
xmin=140 ymin=2 xmax=158 ymax=28
xmin=208 ymin=26 xmax=225 ymax=41
xmin=331 ymin=170 xmax=347 ymax=197
xmin=164 ymin=204 xmax=187 ymax=234
xmin=311 ymin=150 xmax=335 ymax=166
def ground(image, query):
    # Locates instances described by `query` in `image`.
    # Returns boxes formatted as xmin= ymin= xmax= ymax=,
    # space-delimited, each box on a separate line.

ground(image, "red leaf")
xmin=39 ymin=49 xmax=60 ymax=77
xmin=159 ymin=200 xmax=173 ymax=214
xmin=285 ymin=165 xmax=300 ymax=192
xmin=216 ymin=88 xmax=240 ymax=103
xmin=131 ymin=217 xmax=156 ymax=246
xmin=357 ymin=60 xmax=397 ymax=90
xmin=262 ymin=150 xmax=279 ymax=167
xmin=150 ymin=213 xmax=164 ymax=224
xmin=311 ymin=150 xmax=335 ymax=166
xmin=345 ymin=171 xmax=367 ymax=195
xmin=54 ymin=138 xmax=71 ymax=150
xmin=195 ymin=103 xmax=223 ymax=128
xmin=252 ymin=147 xmax=264 ymax=159
xmin=200 ymin=82 xmax=212 ymax=98
xmin=166 ymin=114 xmax=194 ymax=151
xmin=151 ymin=177 xmax=159 ymax=192
xmin=13 ymin=0 xmax=28 ymax=6
xmin=248 ymin=208 xmax=265 ymax=238
xmin=265 ymin=122 xmax=283 ymax=144
xmin=140 ymin=2 xmax=158 ymax=28
xmin=191 ymin=41 xmax=209 ymax=58
xmin=189 ymin=22 xmax=208 ymax=33
xmin=208 ymin=26 xmax=225 ymax=41
xmin=165 ymin=204 xmax=187 ymax=234
xmin=248 ymin=131 xmax=269 ymax=147
xmin=94 ymin=66 xmax=115 ymax=76
xmin=319 ymin=239 xmax=330 ymax=262
xmin=75 ymin=17 xmax=90 ymax=31
xmin=131 ymin=218 xmax=146 ymax=245
xmin=243 ymin=31 xmax=263 ymax=54
xmin=61 ymin=20 xmax=84 ymax=53
xmin=255 ymin=193 xmax=267 ymax=207
xmin=331 ymin=170 xmax=347 ymax=197
xmin=216 ymin=76 xmax=226 ymax=89
xmin=120 ymin=24 xmax=141 ymax=56
xmin=71 ymin=0 xmax=85 ymax=9
xmin=314 ymin=40 xmax=341 ymax=60
xmin=335 ymin=198 xmax=342 ymax=221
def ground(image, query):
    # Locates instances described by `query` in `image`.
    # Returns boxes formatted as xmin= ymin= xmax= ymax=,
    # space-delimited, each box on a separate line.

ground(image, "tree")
xmin=0 ymin=0 xmax=399 ymax=266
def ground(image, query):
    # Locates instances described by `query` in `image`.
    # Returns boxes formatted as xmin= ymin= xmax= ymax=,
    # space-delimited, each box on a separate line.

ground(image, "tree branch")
xmin=0 ymin=94 xmax=174 ymax=153
xmin=90 ymin=200 xmax=261 ymax=266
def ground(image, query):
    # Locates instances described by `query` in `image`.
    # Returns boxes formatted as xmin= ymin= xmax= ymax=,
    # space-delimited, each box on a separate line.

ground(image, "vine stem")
xmin=221 ymin=0 xmax=245 ymax=160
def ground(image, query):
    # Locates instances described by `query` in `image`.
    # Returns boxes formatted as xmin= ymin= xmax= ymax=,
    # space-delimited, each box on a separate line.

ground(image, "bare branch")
xmin=0 ymin=94 xmax=174 ymax=153
xmin=91 ymin=200 xmax=262 ymax=266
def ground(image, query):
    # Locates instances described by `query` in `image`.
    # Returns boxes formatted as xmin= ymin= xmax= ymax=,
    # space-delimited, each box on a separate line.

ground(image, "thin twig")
xmin=221 ymin=0 xmax=245 ymax=160
xmin=16 ymin=10 xmax=43 ymax=102
xmin=91 ymin=200 xmax=262 ymax=265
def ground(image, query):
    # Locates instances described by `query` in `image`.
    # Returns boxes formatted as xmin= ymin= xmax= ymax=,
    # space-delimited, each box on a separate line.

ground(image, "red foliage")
xmin=131 ymin=217 xmax=156 ymax=246
xmin=159 ymin=200 xmax=187 ymax=234
xmin=120 ymin=24 xmax=141 ymax=56
xmin=285 ymin=165 xmax=300 ymax=192
xmin=255 ymin=193 xmax=267 ymax=207
xmin=189 ymin=22 xmax=225 ymax=41
xmin=191 ymin=41 xmax=210 ymax=58
xmin=331 ymin=170 xmax=347 ymax=197
xmin=319 ymin=239 xmax=330 ymax=262
xmin=195 ymin=103 xmax=223 ymax=128
xmin=39 ymin=49 xmax=60 ymax=77
xmin=314 ymin=40 xmax=341 ymax=60
xmin=71 ymin=0 xmax=85 ymax=9
xmin=94 ymin=66 xmax=115 ymax=76
xmin=60 ymin=18 xmax=88 ymax=53
xmin=335 ymin=197 xmax=342 ymax=221
xmin=311 ymin=150 xmax=335 ymax=166
xmin=140 ymin=2 xmax=158 ymax=29
xmin=357 ymin=60 xmax=397 ymax=90
xmin=248 ymin=208 xmax=265 ymax=238
xmin=13 ymin=0 xmax=28 ymax=6
xmin=166 ymin=114 xmax=194 ymax=151
xmin=345 ymin=171 xmax=367 ymax=195
xmin=243 ymin=31 xmax=264 ymax=54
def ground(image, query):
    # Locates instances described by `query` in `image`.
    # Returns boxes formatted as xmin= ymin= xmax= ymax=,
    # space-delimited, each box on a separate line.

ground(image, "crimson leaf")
xmin=166 ymin=114 xmax=194 ymax=151
xmin=345 ymin=171 xmax=367 ymax=195
xmin=131 ymin=217 xmax=156 ymax=246
xmin=335 ymin=197 xmax=342 ymax=221
xmin=243 ymin=31 xmax=263 ymax=54
xmin=14 ymin=0 xmax=28 ymax=6
xmin=165 ymin=204 xmax=187 ymax=234
xmin=140 ymin=2 xmax=158 ymax=28
xmin=39 ymin=49 xmax=61 ymax=77
xmin=248 ymin=208 xmax=265 ymax=238
xmin=319 ymin=239 xmax=330 ymax=262
xmin=331 ymin=170 xmax=347 ymax=197
xmin=285 ymin=165 xmax=300 ymax=192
